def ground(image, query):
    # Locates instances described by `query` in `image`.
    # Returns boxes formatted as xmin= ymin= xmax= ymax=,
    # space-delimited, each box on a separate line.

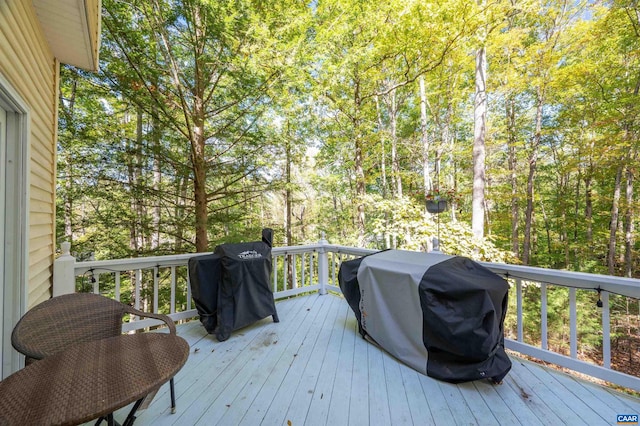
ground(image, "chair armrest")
xmin=124 ymin=307 xmax=176 ymax=334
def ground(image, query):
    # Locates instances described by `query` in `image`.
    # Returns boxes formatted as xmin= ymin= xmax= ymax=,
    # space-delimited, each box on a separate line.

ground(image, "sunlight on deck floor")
xmin=119 ymin=293 xmax=640 ymax=426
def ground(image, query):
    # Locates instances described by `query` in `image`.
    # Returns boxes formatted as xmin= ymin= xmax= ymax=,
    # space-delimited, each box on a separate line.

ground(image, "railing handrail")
xmin=56 ymin=241 xmax=640 ymax=392
xmin=480 ymin=260 xmax=640 ymax=298
xmin=68 ymin=243 xmax=640 ymax=300
xmin=73 ymin=253 xmax=196 ymax=275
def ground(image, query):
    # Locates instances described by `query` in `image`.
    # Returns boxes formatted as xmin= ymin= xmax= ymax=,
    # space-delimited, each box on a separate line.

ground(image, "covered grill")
xmin=189 ymin=229 xmax=279 ymax=341
xmin=338 ymin=249 xmax=511 ymax=384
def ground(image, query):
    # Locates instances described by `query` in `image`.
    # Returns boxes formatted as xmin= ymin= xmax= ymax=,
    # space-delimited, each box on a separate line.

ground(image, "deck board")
xmin=234 ymin=295 xmax=317 ymax=425
xmin=383 ymin=351 xmax=413 ymax=425
xmin=127 ymin=293 xmax=640 ymax=426
xmin=399 ymin=364 xmax=435 ymax=425
xmin=326 ymin=311 xmax=356 ymax=426
xmin=305 ymin=297 xmax=348 ymax=425
xmin=259 ymin=293 xmax=334 ymax=426
xmin=350 ymin=320 xmax=371 ymax=426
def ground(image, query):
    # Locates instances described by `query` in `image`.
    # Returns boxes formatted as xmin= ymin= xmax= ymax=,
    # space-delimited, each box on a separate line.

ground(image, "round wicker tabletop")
xmin=0 ymin=333 xmax=189 ymax=426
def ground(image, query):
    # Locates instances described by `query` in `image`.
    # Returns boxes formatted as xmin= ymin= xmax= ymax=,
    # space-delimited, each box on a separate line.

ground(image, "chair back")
xmin=12 ymin=293 xmax=128 ymax=361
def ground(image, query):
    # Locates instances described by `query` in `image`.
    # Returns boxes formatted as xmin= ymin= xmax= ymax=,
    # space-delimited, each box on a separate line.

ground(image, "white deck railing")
xmin=54 ymin=240 xmax=640 ymax=392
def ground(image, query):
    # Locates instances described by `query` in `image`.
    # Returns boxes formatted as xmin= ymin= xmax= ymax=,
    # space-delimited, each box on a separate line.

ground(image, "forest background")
xmin=59 ymin=0 xmax=639 ymax=275
xmin=58 ymin=0 xmax=640 ymax=375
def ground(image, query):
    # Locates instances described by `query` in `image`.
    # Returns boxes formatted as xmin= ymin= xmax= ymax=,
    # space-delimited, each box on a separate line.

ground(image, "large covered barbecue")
xmin=338 ymin=249 xmax=511 ymax=383
xmin=189 ymin=229 xmax=279 ymax=341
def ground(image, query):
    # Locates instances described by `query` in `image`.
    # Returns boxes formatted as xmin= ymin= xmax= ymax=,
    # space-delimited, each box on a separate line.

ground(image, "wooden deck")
xmin=125 ymin=293 xmax=640 ymax=425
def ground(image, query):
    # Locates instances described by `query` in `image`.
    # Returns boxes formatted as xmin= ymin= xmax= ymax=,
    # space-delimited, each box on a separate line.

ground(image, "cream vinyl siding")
xmin=0 ymin=0 xmax=58 ymax=308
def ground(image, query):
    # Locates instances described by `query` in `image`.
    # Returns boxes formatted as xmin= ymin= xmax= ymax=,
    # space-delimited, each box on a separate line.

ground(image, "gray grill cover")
xmin=338 ymin=250 xmax=511 ymax=383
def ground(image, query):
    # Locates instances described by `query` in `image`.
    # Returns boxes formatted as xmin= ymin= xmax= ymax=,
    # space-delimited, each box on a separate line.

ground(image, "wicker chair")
xmin=11 ymin=292 xmax=180 ymax=414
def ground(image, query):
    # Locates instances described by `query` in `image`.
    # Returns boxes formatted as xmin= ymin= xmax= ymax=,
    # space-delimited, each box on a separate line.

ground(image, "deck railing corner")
xmin=317 ymin=234 xmax=330 ymax=296
xmin=53 ymin=242 xmax=76 ymax=297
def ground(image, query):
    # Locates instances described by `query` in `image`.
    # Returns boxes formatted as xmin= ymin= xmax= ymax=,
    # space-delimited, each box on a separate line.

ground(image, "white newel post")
xmin=53 ymin=242 xmax=76 ymax=296
xmin=317 ymin=233 xmax=329 ymax=295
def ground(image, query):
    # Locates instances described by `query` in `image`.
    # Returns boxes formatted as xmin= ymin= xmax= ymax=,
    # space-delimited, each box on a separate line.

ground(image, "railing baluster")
xmin=331 ymin=252 xmax=336 ymax=285
xmin=273 ymin=255 xmax=279 ymax=292
xmin=516 ymin=278 xmax=523 ymax=343
xmin=292 ymin=254 xmax=298 ymax=289
xmin=310 ymin=253 xmax=315 ymax=288
xmin=134 ymin=269 xmax=142 ymax=311
xmin=93 ymin=273 xmax=100 ymax=294
xmin=186 ymin=272 xmax=192 ymax=311
xmin=541 ymin=282 xmax=548 ymax=350
xmin=115 ymin=272 xmax=121 ymax=302
xmin=570 ymin=287 xmax=577 ymax=358
xmin=170 ymin=266 xmax=177 ymax=314
xmin=284 ymin=254 xmax=289 ymax=290
xmin=602 ymin=291 xmax=611 ymax=368
xmin=153 ymin=266 xmax=159 ymax=313
xmin=301 ymin=253 xmax=306 ymax=287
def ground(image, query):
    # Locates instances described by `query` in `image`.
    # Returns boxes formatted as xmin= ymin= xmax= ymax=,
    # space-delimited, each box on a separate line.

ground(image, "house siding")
xmin=0 ymin=0 xmax=58 ymax=308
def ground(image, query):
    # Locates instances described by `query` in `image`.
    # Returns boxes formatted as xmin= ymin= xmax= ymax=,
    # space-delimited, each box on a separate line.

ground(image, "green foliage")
xmin=58 ymin=0 xmax=640 ymax=269
xmin=57 ymin=1 xmax=640 ymax=375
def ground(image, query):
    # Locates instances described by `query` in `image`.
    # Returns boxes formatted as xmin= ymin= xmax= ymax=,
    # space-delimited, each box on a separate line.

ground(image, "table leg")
xmin=106 ymin=413 xmax=116 ymax=426
xmin=170 ymin=378 xmax=176 ymax=413
xmin=122 ymin=398 xmax=145 ymax=426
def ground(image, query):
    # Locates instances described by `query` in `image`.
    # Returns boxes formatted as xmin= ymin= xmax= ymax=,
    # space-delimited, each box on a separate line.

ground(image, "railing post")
xmin=317 ymin=233 xmax=329 ymax=295
xmin=53 ymin=242 xmax=76 ymax=296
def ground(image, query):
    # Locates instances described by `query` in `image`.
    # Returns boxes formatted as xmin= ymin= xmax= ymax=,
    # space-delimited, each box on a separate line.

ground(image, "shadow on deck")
xmin=119 ymin=293 xmax=640 ymax=426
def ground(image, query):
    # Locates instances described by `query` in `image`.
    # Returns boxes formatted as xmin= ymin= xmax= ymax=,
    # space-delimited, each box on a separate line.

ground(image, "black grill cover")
xmin=339 ymin=249 xmax=511 ymax=384
xmin=214 ymin=239 xmax=279 ymax=341
xmin=337 ymin=256 xmax=366 ymax=338
xmin=188 ymin=253 xmax=222 ymax=333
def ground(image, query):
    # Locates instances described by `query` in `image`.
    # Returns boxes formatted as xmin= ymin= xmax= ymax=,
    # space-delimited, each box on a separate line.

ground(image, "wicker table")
xmin=0 ymin=333 xmax=189 ymax=426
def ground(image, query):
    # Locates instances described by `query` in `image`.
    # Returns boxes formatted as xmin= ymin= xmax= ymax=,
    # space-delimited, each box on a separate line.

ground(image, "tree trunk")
xmin=585 ymin=172 xmax=593 ymax=253
xmin=419 ymin=76 xmax=432 ymax=196
xmin=192 ymin=5 xmax=208 ymax=252
xmin=573 ymin=167 xmax=581 ymax=267
xmin=561 ymin=174 xmax=569 ymax=267
xmin=389 ymin=88 xmax=402 ymax=198
xmin=353 ymin=77 xmax=366 ymax=246
xmin=355 ymin=132 xmax=366 ymax=245
xmin=285 ymin=136 xmax=293 ymax=247
xmin=624 ymin=166 xmax=634 ymax=277
xmin=375 ymin=95 xmax=390 ymax=246
xmin=64 ymin=162 xmax=73 ymax=241
xmin=540 ymin=200 xmax=552 ymax=257
xmin=128 ymin=111 xmax=139 ymax=254
xmin=506 ymin=95 xmax=519 ymax=257
xmin=522 ymin=149 xmax=536 ymax=265
xmin=151 ymin=114 xmax=161 ymax=251
xmin=174 ymin=171 xmax=189 ymax=252
xmin=608 ymin=165 xmax=623 ymax=275
xmin=444 ymin=98 xmax=455 ymax=219
xmin=62 ymin=77 xmax=77 ymax=242
xmin=285 ymin=135 xmax=294 ymax=285
xmin=472 ymin=45 xmax=487 ymax=240
xmin=523 ymin=87 xmax=543 ymax=265
xmin=375 ymin=96 xmax=387 ymax=199
xmin=135 ymin=108 xmax=146 ymax=252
